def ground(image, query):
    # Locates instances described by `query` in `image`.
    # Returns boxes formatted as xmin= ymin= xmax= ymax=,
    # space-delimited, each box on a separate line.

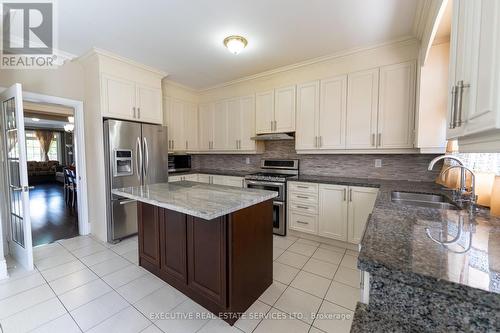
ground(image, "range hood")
xmin=251 ymin=133 xmax=295 ymax=141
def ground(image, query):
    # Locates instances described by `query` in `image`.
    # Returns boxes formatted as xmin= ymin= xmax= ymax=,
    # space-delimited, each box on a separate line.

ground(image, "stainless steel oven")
xmin=244 ymin=180 xmax=285 ymax=201
xmin=245 ymin=180 xmax=286 ymax=235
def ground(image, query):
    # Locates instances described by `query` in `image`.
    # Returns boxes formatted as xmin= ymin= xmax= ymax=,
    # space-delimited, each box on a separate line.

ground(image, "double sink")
xmin=391 ymin=191 xmax=459 ymax=210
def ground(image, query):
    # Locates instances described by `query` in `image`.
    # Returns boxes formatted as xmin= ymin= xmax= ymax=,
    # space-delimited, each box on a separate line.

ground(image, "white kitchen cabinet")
xmin=136 ymin=84 xmax=163 ymax=124
xmin=318 ymin=184 xmax=348 ymax=241
xmin=227 ymin=98 xmax=242 ymax=150
xmin=346 ymin=69 xmax=379 ymax=149
xmin=239 ymin=95 xmax=257 ymax=150
xmin=347 ymin=186 xmax=378 ymax=244
xmin=199 ymin=103 xmax=214 ymax=151
xmin=197 ymin=174 xmax=211 ymax=184
xmin=213 ymin=101 xmax=229 ymax=150
xmin=274 ymin=86 xmax=296 ymax=132
xmin=196 ymin=174 xmax=243 ymax=187
xmin=296 ymin=76 xmax=347 ymax=151
xmin=378 ymin=61 xmax=416 ymax=149
xmin=288 ymin=181 xmax=378 ymax=245
xmin=447 ymin=0 xmax=500 ymax=151
xmin=168 ymin=98 xmax=185 ymax=151
xmin=255 ymin=90 xmax=274 ymax=134
xmin=296 ymin=81 xmax=320 ymax=150
xmin=183 ymin=102 xmax=198 ymax=151
xmin=101 ymin=75 xmax=163 ymax=125
xmin=256 ymin=86 xmax=296 ymax=134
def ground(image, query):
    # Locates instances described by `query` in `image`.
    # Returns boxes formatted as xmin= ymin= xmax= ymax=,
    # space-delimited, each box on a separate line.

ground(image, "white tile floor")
xmin=0 ymin=234 xmax=360 ymax=333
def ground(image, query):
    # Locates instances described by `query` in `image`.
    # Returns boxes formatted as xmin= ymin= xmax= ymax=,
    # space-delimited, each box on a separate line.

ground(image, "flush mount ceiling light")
xmin=223 ymin=35 xmax=248 ymax=55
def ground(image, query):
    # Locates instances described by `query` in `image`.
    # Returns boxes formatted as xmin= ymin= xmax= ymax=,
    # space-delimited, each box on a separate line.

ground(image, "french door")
xmin=1 ymin=84 xmax=33 ymax=270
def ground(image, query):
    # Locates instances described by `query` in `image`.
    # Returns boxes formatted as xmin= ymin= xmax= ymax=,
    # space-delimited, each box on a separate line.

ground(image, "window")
xmin=25 ymin=131 xmax=60 ymax=162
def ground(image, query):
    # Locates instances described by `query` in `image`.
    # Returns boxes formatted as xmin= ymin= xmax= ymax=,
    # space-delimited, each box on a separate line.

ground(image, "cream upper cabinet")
xmin=347 ymin=186 xmax=378 ymax=244
xmin=168 ymin=98 xmax=185 ymax=152
xmin=227 ymin=98 xmax=242 ymax=150
xmin=296 ymin=81 xmax=319 ymax=150
xmin=255 ymin=90 xmax=274 ymax=134
xmin=213 ymin=100 xmax=228 ymax=150
xmin=318 ymin=184 xmax=348 ymax=241
xmin=256 ymin=85 xmax=296 ymax=134
xmin=319 ymin=75 xmax=347 ymax=149
xmin=136 ymin=84 xmax=163 ymax=124
xmin=239 ymin=95 xmax=256 ymax=151
xmin=101 ymin=74 xmax=136 ymax=120
xmin=346 ymin=69 xmax=379 ymax=149
xmin=199 ymin=103 xmax=214 ymax=151
xmin=378 ymin=61 xmax=416 ymax=149
xmin=448 ymin=0 xmax=500 ymax=151
xmin=274 ymin=86 xmax=296 ymax=133
xmin=184 ymin=102 xmax=199 ymax=151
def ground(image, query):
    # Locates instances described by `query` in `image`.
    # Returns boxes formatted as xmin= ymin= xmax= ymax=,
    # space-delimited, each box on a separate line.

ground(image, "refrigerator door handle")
xmin=143 ymin=137 xmax=149 ymax=178
xmin=136 ymin=137 xmax=142 ymax=181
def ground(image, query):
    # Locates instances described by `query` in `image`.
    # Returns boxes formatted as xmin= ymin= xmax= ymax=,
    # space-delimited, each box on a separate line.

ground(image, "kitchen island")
xmin=112 ymin=181 xmax=277 ymax=324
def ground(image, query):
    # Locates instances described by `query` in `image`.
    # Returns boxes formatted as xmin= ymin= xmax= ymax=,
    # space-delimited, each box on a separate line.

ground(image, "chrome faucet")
xmin=428 ymin=155 xmax=466 ymax=194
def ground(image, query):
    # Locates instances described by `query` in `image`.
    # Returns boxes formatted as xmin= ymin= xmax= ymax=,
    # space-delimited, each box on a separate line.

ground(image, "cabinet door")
xmin=138 ymin=203 xmax=160 ymax=267
xmin=289 ymin=210 xmax=318 ymax=235
xmin=378 ymin=62 xmax=415 ymax=149
xmin=159 ymin=209 xmax=187 ymax=283
xmin=168 ymin=175 xmax=182 ymax=182
xmin=227 ymin=98 xmax=241 ymax=150
xmin=183 ymin=174 xmax=198 ymax=181
xmin=101 ymin=74 xmax=136 ymax=120
xmin=211 ymin=175 xmax=226 ymax=186
xmin=184 ymin=102 xmax=199 ymax=151
xmin=296 ymin=81 xmax=319 ymax=150
xmin=197 ymin=174 xmax=211 ymax=184
xmin=318 ymin=184 xmax=348 ymax=241
xmin=187 ymin=216 xmax=227 ymax=307
xmin=136 ymin=84 xmax=163 ymax=124
xmin=213 ymin=101 xmax=228 ymax=150
xmin=223 ymin=176 xmax=245 ymax=188
xmin=346 ymin=69 xmax=379 ymax=149
xmin=198 ymin=103 xmax=214 ymax=151
xmin=255 ymin=91 xmax=274 ymax=134
xmin=239 ymin=95 xmax=256 ymax=151
xmin=274 ymin=85 xmax=296 ymax=132
xmin=169 ymin=99 xmax=185 ymax=151
xmin=319 ymin=75 xmax=347 ymax=149
xmin=347 ymin=186 xmax=378 ymax=244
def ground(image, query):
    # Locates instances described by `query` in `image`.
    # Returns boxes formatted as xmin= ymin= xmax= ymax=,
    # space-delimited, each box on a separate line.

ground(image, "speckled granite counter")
xmin=112 ymin=181 xmax=277 ymax=220
xmin=288 ymin=175 xmax=500 ymax=332
xmin=169 ymin=169 xmax=250 ymax=177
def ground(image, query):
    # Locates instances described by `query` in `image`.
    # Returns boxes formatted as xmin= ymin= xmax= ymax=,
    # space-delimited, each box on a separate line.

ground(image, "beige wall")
xmin=0 ymin=61 xmax=84 ymax=100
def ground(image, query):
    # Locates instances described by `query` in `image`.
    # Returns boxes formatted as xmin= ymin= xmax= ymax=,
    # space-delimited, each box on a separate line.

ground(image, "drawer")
xmin=289 ymin=192 xmax=318 ymax=205
xmin=289 ymin=211 xmax=318 ymax=235
xmin=289 ymin=201 xmax=318 ymax=214
xmin=288 ymin=182 xmax=318 ymax=194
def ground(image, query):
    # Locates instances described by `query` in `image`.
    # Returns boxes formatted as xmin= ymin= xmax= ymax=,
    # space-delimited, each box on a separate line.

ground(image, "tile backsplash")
xmin=193 ymin=141 xmax=441 ymax=182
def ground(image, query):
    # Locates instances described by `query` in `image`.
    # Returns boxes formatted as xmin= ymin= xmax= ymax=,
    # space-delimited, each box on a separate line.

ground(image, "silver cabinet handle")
xmin=143 ymin=137 xmax=149 ymax=177
xmin=314 ymin=136 xmax=317 ymax=148
xmin=297 ymin=185 xmax=309 ymax=189
xmin=296 ymin=221 xmax=309 ymax=225
xmin=137 ymin=107 xmax=141 ymax=119
xmin=133 ymin=107 xmax=136 ymax=118
xmin=296 ymin=195 xmax=309 ymax=199
xmin=449 ymin=86 xmax=457 ymax=129
xmin=343 ymin=188 xmax=347 ymax=201
xmin=241 ymin=179 xmax=245 ymax=187
xmin=371 ymin=134 xmax=375 ymax=147
xmin=136 ymin=137 xmax=142 ymax=181
xmin=455 ymin=80 xmax=470 ymax=128
xmin=119 ymin=199 xmax=136 ymax=205
xmin=296 ymin=205 xmax=309 ymax=210
xmin=377 ymin=133 xmax=381 ymax=147
xmin=186 ymin=140 xmax=188 ymax=150
xmin=319 ymin=136 xmax=322 ymax=147
xmin=349 ymin=188 xmax=353 ymax=202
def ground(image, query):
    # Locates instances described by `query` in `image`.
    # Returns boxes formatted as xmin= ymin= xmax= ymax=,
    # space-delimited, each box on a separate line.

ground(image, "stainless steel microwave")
xmin=168 ymin=155 xmax=191 ymax=172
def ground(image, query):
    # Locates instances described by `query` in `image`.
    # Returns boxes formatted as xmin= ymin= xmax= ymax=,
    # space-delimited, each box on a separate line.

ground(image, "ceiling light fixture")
xmin=32 ymin=118 xmax=40 ymax=122
xmin=223 ymin=35 xmax=248 ymax=55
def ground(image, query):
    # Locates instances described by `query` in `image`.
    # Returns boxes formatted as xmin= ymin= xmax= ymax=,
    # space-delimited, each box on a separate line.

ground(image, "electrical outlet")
xmin=245 ymin=157 xmax=250 ymax=165
xmin=375 ymin=159 xmax=382 ymax=168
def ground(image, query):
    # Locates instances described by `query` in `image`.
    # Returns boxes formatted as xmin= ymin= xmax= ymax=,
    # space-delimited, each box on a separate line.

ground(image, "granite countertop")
xmin=169 ymin=169 xmax=251 ymax=177
xmin=288 ymin=175 xmax=500 ymax=309
xmin=112 ymin=181 xmax=277 ymax=220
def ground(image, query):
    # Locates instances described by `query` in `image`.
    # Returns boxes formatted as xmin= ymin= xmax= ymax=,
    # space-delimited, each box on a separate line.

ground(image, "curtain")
xmin=35 ymin=130 xmax=55 ymax=161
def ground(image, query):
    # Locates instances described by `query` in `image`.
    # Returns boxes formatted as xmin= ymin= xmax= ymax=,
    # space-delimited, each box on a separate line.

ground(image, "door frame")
xmin=0 ymin=87 xmax=90 ymax=244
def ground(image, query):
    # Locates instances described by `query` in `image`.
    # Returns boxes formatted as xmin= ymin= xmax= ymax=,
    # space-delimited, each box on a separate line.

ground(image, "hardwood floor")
xmin=29 ymin=182 xmax=79 ymax=246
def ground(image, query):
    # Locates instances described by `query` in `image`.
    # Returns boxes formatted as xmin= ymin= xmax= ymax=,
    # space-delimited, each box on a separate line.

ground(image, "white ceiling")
xmin=59 ymin=0 xmax=420 ymax=89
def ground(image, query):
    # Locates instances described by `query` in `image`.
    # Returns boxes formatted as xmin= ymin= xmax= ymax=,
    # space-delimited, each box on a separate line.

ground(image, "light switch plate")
xmin=375 ymin=159 xmax=382 ymax=168
xmin=245 ymin=157 xmax=250 ymax=164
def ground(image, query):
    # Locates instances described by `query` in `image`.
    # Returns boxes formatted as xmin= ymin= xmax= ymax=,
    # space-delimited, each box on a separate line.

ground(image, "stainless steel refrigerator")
xmin=104 ymin=119 xmax=168 ymax=243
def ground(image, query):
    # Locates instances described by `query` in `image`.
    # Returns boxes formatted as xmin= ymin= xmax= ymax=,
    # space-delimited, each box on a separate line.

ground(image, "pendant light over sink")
xmin=223 ymin=35 xmax=248 ymax=55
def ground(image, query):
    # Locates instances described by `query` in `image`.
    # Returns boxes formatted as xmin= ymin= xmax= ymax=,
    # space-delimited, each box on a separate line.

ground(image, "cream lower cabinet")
xmin=168 ymin=174 xmax=198 ymax=182
xmin=288 ymin=182 xmax=378 ymax=244
xmin=169 ymin=174 xmax=243 ymax=187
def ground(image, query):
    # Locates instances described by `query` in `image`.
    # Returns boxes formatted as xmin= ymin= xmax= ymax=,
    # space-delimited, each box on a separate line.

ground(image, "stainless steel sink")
xmin=391 ymin=191 xmax=459 ymax=210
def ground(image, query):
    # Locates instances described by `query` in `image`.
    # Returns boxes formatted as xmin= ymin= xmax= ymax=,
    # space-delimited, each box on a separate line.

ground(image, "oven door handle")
xmin=273 ymin=201 xmax=284 ymax=206
xmin=245 ymin=180 xmax=285 ymax=187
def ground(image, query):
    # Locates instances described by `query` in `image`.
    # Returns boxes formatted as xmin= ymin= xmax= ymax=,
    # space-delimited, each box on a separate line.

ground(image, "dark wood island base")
xmin=137 ymin=199 xmax=273 ymax=325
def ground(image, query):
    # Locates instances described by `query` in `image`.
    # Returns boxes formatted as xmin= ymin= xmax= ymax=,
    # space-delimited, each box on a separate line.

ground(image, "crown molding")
xmin=413 ymin=0 xmax=433 ymax=40
xmin=162 ymin=79 xmax=199 ymax=93
xmin=197 ymin=36 xmax=418 ymax=93
xmin=76 ymin=47 xmax=168 ymax=77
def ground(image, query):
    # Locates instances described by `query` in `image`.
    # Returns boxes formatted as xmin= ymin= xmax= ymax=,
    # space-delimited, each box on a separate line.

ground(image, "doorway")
xmin=24 ymin=102 xmax=79 ymax=246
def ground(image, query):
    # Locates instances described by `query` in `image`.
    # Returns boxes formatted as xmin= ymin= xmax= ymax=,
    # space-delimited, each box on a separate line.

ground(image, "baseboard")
xmin=0 ymin=257 xmax=8 ymax=280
